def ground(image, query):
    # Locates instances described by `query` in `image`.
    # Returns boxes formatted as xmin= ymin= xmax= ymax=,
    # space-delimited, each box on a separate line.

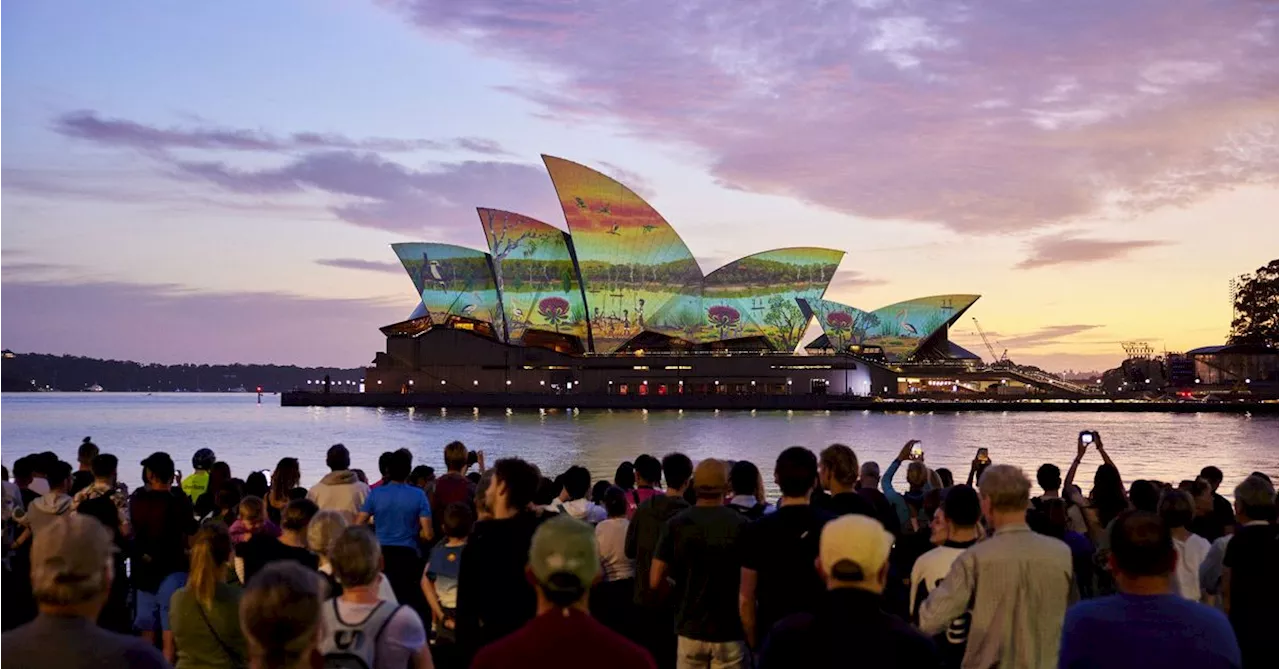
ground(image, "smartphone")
xmin=910 ymin=443 xmax=924 ymax=459
xmin=1079 ymin=431 xmax=1094 ymax=445
xmin=977 ymin=448 xmax=990 ymax=465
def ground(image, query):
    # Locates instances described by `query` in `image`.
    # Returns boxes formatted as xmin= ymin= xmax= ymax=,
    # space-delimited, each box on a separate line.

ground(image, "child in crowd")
xmin=228 ymin=496 xmax=280 ymax=583
xmin=422 ymin=502 xmax=474 ymax=654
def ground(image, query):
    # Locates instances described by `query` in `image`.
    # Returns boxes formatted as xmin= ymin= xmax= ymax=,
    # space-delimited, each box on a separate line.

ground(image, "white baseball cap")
xmin=819 ymin=514 xmax=894 ymax=583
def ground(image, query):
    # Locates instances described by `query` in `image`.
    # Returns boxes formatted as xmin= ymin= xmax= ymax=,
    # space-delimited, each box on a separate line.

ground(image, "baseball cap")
xmin=140 ymin=451 xmax=174 ymax=471
xmin=819 ymin=514 xmax=893 ymax=584
xmin=528 ymin=516 xmax=599 ymax=599
xmin=31 ymin=514 xmax=115 ymax=604
xmin=692 ymin=458 xmax=729 ymax=496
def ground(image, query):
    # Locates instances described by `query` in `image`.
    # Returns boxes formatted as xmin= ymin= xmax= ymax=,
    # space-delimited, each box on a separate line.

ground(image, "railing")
xmin=1013 ymin=368 xmax=1104 ymax=395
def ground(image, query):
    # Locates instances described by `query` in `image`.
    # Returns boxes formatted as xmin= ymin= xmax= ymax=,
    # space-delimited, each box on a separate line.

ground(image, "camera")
xmin=1079 ymin=431 xmax=1094 ymax=445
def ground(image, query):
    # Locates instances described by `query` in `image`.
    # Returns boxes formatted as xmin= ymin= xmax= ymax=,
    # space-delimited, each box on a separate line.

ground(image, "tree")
xmin=851 ymin=311 xmax=881 ymax=345
xmin=763 ymin=295 xmax=805 ymax=349
xmin=1229 ymin=259 xmax=1278 ymax=345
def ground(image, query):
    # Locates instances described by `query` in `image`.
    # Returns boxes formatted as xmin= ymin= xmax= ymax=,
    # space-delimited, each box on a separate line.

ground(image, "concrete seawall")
xmin=282 ymin=391 xmax=1277 ymax=414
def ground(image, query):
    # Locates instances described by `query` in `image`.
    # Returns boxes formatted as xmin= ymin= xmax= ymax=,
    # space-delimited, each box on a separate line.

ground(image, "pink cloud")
xmin=389 ymin=0 xmax=1277 ymax=233
xmin=1015 ymin=233 xmax=1170 ymax=269
xmin=314 ymin=258 xmax=405 ymax=274
xmin=170 ymin=152 xmax=563 ymax=237
xmin=54 ymin=110 xmax=510 ymax=155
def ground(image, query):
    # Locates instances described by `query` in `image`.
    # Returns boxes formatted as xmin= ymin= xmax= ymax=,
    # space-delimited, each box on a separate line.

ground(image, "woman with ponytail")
xmin=169 ymin=523 xmax=248 ymax=668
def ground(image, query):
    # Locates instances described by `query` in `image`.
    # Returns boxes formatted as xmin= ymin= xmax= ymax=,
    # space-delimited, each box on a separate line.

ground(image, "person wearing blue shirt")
xmin=1059 ymin=510 xmax=1241 ymax=669
xmin=356 ymin=450 xmax=432 ymax=622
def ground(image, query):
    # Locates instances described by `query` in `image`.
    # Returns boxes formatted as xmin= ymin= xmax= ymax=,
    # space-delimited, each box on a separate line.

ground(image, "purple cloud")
xmin=827 ymin=271 xmax=889 ymax=292
xmin=1015 ymin=233 xmax=1170 ymax=269
xmin=0 ymin=277 xmax=407 ymax=366
xmin=54 ymin=110 xmax=509 ymax=155
xmin=390 ymin=0 xmax=1277 ymax=233
xmin=315 ymin=258 xmax=405 ymax=274
xmin=170 ymin=152 xmax=562 ymax=235
xmin=987 ymin=324 xmax=1105 ymax=348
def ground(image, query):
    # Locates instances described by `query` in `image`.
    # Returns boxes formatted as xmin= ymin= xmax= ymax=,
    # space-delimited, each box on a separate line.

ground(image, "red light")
xmin=256 ymin=386 xmax=263 ymax=393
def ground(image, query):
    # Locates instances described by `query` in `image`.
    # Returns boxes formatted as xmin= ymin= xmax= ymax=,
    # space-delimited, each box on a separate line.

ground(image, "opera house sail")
xmin=388 ymin=155 xmax=978 ymax=365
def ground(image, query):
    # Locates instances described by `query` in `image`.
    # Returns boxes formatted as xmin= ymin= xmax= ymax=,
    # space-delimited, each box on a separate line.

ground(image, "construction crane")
xmin=972 ymin=318 xmax=1008 ymax=365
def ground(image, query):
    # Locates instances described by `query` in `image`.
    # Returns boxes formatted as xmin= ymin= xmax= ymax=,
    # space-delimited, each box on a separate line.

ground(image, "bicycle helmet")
xmin=192 ymin=448 xmax=217 ymax=471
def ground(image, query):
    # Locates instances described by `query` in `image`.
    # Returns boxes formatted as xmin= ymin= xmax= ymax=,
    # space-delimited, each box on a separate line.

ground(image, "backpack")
xmin=319 ymin=599 xmax=402 ymax=669
xmin=731 ymin=501 xmax=768 ymax=520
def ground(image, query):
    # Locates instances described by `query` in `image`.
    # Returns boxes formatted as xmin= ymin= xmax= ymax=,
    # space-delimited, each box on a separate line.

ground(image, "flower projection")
xmin=706 ymin=304 xmax=742 ymax=339
xmin=537 ymin=296 xmax=572 ymax=332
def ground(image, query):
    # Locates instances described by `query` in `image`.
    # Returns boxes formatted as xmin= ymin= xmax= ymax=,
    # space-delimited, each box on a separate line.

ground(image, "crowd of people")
xmin=0 ymin=432 xmax=1275 ymax=669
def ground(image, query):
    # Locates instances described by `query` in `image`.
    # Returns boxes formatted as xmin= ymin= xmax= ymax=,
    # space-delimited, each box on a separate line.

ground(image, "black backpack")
xmin=732 ymin=501 xmax=768 ymax=520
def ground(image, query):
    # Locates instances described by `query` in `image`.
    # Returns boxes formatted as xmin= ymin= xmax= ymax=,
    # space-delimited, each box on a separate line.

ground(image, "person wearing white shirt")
xmin=910 ymin=486 xmax=981 ymax=624
xmin=1158 ymin=490 xmax=1210 ymax=601
xmin=554 ymin=466 xmax=607 ymax=524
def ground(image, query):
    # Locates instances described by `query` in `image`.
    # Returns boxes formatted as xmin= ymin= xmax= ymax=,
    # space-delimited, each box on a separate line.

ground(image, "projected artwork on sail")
xmin=543 ymin=155 xmax=702 ymax=352
xmin=798 ymin=298 xmax=880 ymax=352
xmin=864 ymin=295 xmax=980 ymax=359
xmin=392 ymin=242 xmax=502 ymax=338
xmin=656 ymin=248 xmax=844 ymax=350
xmin=478 ymin=208 xmax=589 ymax=345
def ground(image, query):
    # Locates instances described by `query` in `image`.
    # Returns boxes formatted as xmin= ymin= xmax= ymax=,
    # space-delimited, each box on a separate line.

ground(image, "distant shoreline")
xmin=282 ymin=391 xmax=1278 ymax=415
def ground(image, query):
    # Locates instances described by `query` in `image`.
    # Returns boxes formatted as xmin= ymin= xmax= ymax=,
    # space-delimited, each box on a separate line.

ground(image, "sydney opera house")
xmin=364 ymin=156 xmax=989 ymax=398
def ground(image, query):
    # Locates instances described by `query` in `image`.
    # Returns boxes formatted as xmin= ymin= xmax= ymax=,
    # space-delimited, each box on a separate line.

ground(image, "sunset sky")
xmin=3 ymin=0 xmax=1276 ymax=372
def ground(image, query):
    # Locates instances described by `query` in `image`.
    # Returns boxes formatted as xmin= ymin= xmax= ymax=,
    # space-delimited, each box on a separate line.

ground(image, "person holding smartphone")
xmin=1063 ymin=431 xmax=1123 ymax=544
xmin=966 ymin=448 xmax=992 ymax=487
xmin=882 ymin=441 xmax=932 ymax=533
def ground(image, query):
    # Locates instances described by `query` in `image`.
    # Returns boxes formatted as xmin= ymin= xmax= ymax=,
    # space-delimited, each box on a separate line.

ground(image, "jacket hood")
xmin=33 ymin=493 xmax=73 ymax=516
xmin=319 ymin=470 xmax=361 ymax=486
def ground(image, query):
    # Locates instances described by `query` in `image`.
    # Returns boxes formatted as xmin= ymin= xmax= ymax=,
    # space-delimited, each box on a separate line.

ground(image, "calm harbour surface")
xmin=2 ymin=393 xmax=1277 ymax=497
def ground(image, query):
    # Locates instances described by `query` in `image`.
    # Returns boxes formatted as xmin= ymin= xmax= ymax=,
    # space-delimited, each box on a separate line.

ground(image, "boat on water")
xmin=85 ymin=383 xmax=104 ymax=392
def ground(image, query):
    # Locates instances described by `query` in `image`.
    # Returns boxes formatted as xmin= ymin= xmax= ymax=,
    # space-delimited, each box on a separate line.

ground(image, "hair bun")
xmin=83 ymin=436 xmax=92 ymax=443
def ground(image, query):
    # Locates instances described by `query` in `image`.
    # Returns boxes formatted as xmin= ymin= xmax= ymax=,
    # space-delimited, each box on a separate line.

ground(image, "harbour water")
xmin=2 ymin=393 xmax=1276 ymax=497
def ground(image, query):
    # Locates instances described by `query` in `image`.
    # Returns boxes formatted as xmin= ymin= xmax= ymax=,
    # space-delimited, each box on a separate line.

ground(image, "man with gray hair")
xmin=319 ymin=526 xmax=430 ymax=669
xmin=1 ymin=515 xmax=167 ymax=669
xmin=920 ymin=464 xmax=1073 ymax=669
